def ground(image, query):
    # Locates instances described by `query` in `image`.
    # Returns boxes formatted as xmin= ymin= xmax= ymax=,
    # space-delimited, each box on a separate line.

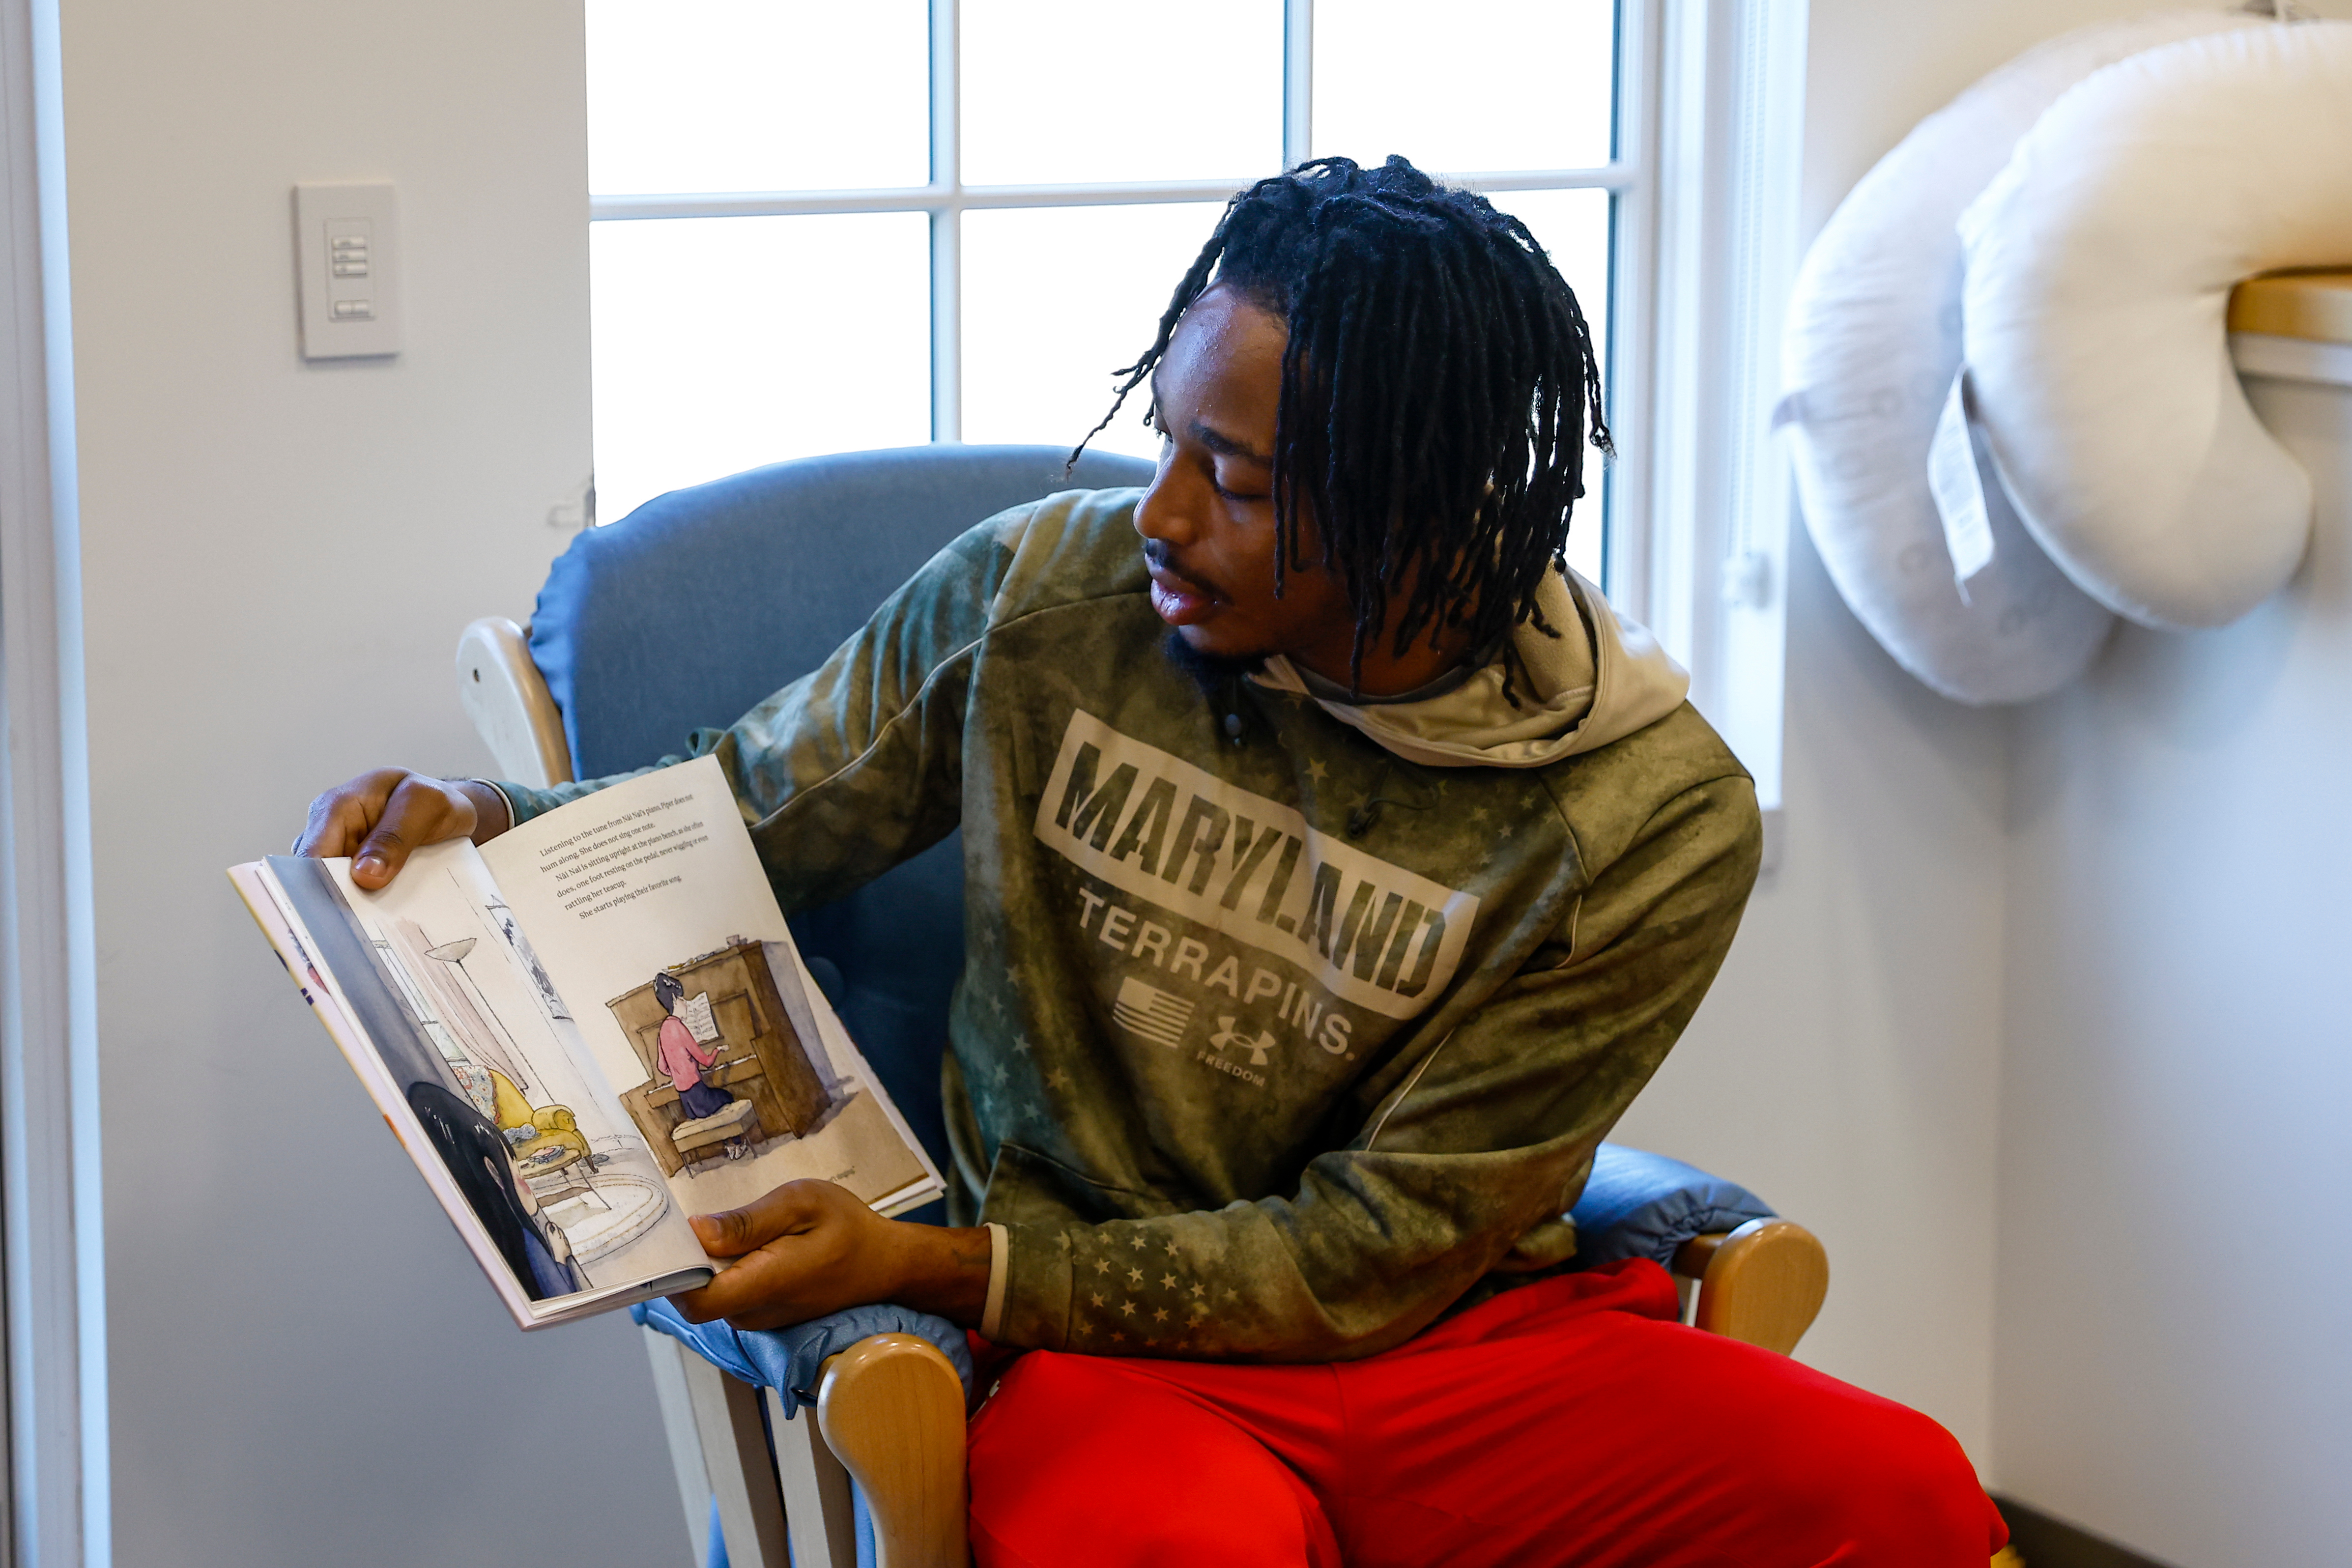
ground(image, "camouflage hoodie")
xmin=499 ymin=488 xmax=1761 ymax=1363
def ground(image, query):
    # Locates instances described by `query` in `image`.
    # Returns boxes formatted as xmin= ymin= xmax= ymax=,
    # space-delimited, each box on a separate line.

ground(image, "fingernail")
xmin=356 ymin=854 xmax=386 ymax=877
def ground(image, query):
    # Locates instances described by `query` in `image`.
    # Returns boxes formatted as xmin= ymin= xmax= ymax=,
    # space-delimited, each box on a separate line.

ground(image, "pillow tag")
xmin=1928 ymin=368 xmax=1998 ymax=599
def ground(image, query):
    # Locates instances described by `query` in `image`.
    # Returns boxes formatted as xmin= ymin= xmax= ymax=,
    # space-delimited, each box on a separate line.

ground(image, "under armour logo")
xmin=1209 ymin=1017 xmax=1277 ymax=1066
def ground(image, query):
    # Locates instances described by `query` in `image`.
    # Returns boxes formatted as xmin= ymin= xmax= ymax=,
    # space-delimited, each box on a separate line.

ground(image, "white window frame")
xmin=590 ymin=0 xmax=1804 ymax=834
xmin=1 ymin=0 xmax=111 ymax=1557
xmin=590 ymin=0 xmax=1650 ymax=566
xmin=1624 ymin=0 xmax=1807 ymax=835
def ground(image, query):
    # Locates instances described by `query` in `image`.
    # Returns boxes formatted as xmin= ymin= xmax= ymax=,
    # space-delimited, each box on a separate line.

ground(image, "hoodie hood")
xmin=1252 ymin=569 xmax=1691 ymax=769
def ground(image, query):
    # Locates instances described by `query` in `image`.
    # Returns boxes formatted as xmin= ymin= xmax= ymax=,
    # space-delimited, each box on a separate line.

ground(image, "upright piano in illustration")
xmin=607 ymin=938 xmax=834 ymax=1177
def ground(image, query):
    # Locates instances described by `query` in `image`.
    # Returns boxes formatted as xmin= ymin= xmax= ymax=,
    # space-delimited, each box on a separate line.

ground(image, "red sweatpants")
xmin=966 ymin=1260 xmax=2005 ymax=1568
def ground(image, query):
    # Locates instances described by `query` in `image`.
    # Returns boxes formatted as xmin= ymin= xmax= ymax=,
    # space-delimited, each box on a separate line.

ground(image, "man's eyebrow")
xmin=1190 ymin=421 xmax=1272 ymax=466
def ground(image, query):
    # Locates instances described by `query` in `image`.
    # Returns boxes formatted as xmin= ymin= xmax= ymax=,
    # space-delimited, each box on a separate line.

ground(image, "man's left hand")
xmin=668 ymin=1179 xmax=992 ymax=1333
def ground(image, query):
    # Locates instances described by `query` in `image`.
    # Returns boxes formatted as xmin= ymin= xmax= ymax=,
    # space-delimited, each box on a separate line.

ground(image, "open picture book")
xmin=229 ymin=754 xmax=944 ymax=1329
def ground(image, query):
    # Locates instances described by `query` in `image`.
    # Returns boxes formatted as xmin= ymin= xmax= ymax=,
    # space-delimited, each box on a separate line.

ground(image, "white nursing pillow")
xmin=1961 ymin=21 xmax=2352 ymax=631
xmin=1779 ymin=8 xmax=2263 ymax=705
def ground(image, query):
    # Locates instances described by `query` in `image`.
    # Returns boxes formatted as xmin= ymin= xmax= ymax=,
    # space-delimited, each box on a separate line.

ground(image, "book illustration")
xmin=607 ymin=939 xmax=848 ymax=1179
xmin=487 ymin=894 xmax=571 ymax=1021
xmin=273 ymin=855 xmax=685 ymax=1301
xmin=233 ymin=756 xmax=943 ymax=1329
xmin=406 ymin=1080 xmax=584 ymax=1300
xmin=676 ymin=988 xmax=720 ymax=1043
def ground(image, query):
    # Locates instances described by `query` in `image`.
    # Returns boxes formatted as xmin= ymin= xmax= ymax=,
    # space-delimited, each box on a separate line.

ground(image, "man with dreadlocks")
xmin=302 ymin=157 xmax=2004 ymax=1563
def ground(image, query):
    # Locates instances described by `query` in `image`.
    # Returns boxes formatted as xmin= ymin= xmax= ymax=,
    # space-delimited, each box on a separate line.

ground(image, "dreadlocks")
xmin=1073 ymin=154 xmax=1611 ymax=694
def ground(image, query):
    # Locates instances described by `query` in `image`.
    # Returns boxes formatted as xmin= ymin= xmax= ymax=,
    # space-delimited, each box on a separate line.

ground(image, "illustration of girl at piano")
xmin=653 ymin=970 xmax=750 ymax=1161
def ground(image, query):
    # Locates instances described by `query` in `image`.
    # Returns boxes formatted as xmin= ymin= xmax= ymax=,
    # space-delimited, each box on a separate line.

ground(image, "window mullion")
xmin=930 ymin=0 xmax=961 ymax=442
xmin=1284 ymin=0 xmax=1312 ymax=168
xmin=1604 ymin=0 xmax=1664 ymax=614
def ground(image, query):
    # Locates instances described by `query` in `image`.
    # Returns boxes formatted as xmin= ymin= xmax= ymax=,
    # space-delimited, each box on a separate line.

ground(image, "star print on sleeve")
xmin=1060 ymin=1227 xmax=1246 ymax=1356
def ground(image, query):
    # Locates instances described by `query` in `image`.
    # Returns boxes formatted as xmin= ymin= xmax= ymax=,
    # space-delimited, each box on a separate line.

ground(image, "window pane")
xmin=590 ymin=213 xmax=931 ymax=522
xmin=961 ymin=202 xmax=1225 ymax=457
xmin=1503 ymin=187 xmax=1611 ymax=389
xmin=1314 ymin=0 xmax=1616 ymax=173
xmin=961 ymin=0 xmax=1281 ymax=185
xmin=1497 ymin=188 xmax=1612 ymax=584
xmin=587 ymin=0 xmax=928 ymax=195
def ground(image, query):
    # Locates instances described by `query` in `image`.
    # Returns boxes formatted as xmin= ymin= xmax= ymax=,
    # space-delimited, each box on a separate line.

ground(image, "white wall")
xmin=58 ymin=0 xmax=689 ymax=1562
xmin=1998 ymin=373 xmax=2352 ymax=1565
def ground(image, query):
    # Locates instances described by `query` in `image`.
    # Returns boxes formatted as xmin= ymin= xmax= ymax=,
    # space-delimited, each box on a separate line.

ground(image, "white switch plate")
xmin=293 ymin=182 xmax=402 ymax=359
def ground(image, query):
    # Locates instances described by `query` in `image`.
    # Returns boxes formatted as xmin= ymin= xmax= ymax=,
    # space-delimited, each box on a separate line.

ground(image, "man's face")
xmin=1132 ymin=285 xmax=1360 ymax=677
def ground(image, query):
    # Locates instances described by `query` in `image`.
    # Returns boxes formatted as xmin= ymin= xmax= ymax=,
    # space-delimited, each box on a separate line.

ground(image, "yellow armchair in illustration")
xmin=489 ymin=1069 xmax=590 ymax=1167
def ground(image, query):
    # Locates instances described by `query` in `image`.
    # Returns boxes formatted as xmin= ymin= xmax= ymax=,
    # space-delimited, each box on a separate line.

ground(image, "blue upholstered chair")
xmin=456 ymin=444 xmax=1830 ymax=1568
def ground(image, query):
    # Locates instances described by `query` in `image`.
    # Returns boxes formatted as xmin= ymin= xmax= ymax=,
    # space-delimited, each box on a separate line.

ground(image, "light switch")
xmin=293 ymin=182 xmax=401 ymax=359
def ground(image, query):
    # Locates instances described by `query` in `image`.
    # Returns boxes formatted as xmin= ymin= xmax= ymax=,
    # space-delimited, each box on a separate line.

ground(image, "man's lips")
xmin=1148 ymin=567 xmax=1225 ymax=627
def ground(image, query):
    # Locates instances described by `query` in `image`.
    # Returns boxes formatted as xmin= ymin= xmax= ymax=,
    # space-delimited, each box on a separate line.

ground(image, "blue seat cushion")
xmin=1567 ymin=1142 xmax=1778 ymax=1270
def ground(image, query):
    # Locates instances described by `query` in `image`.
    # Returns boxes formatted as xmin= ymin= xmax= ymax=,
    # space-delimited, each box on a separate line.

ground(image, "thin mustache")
xmin=1141 ymin=540 xmax=1218 ymax=596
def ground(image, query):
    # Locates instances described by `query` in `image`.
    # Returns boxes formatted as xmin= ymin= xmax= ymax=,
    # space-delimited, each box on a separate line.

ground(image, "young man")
xmin=301 ymin=158 xmax=2004 ymax=1564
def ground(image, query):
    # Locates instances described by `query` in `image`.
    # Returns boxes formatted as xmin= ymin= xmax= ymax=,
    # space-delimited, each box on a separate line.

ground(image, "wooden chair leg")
xmin=815 ymin=1333 xmax=970 ymax=1568
xmin=642 ymin=1327 xmax=719 ymax=1565
xmin=770 ymin=1385 xmax=859 ymax=1568
xmin=660 ymin=1329 xmax=790 ymax=1568
xmin=1672 ymin=1218 xmax=1831 ymax=1356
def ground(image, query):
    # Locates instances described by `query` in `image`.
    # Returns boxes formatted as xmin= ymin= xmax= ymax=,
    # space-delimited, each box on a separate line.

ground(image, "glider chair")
xmin=457 ymin=444 xmax=1832 ymax=1568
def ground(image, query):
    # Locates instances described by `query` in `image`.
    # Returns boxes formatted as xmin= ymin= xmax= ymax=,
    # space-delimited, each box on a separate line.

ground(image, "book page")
xmin=257 ymin=850 xmax=714 ymax=1318
xmin=481 ymin=755 xmax=937 ymax=1220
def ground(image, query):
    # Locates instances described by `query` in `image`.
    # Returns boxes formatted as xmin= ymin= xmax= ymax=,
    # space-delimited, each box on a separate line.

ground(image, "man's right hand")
xmin=295 ymin=769 xmax=513 ymax=890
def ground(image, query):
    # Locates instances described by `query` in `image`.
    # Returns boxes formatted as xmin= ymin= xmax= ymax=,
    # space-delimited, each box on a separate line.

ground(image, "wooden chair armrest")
xmin=1671 ymin=1218 xmax=1830 ymax=1356
xmin=455 ymin=615 xmax=573 ymax=788
xmin=815 ymin=1332 xmax=969 ymax=1568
